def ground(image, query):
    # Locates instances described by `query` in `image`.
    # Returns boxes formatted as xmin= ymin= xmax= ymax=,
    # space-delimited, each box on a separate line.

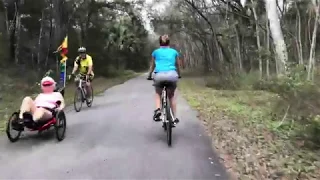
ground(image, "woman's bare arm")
xmin=175 ymin=56 xmax=181 ymax=77
xmin=148 ymin=57 xmax=155 ymax=77
xmin=56 ymin=93 xmax=65 ymax=110
xmin=71 ymin=60 xmax=79 ymax=75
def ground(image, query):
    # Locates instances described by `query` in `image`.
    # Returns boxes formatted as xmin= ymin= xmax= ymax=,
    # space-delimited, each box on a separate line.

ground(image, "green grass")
xmin=0 ymin=72 xmax=140 ymax=132
xmin=179 ymin=78 xmax=320 ymax=180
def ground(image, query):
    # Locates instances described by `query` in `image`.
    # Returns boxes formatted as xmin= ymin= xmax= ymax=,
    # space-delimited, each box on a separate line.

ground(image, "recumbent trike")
xmin=6 ymin=100 xmax=67 ymax=143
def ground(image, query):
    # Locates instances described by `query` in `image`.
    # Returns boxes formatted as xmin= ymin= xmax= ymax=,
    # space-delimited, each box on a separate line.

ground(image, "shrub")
xmin=205 ymin=71 xmax=261 ymax=90
xmin=205 ymin=66 xmax=320 ymax=147
xmin=253 ymin=67 xmax=320 ymax=147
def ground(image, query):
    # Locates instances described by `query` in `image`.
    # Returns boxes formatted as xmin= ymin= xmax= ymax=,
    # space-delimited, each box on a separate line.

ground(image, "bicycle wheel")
xmin=162 ymin=103 xmax=167 ymax=131
xmin=74 ymin=87 xmax=83 ymax=112
xmin=55 ymin=111 xmax=66 ymax=141
xmin=165 ymin=95 xmax=172 ymax=146
xmin=6 ymin=112 xmax=22 ymax=142
xmin=86 ymin=85 xmax=94 ymax=107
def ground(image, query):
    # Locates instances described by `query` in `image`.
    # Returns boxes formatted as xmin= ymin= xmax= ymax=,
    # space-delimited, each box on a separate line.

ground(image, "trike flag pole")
xmin=54 ymin=36 xmax=68 ymax=96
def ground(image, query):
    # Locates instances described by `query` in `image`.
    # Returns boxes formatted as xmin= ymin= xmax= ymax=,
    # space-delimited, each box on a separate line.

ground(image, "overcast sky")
xmin=140 ymin=0 xmax=169 ymax=35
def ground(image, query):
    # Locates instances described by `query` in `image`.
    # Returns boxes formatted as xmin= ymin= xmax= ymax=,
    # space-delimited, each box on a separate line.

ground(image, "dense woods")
xmin=0 ymin=0 xmax=152 ymax=79
xmin=150 ymin=0 xmax=320 ymax=78
xmin=148 ymin=0 xmax=320 ymax=179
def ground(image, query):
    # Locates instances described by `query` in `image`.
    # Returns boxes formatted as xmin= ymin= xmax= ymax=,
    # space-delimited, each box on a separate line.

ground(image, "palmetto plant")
xmin=106 ymin=17 xmax=142 ymax=52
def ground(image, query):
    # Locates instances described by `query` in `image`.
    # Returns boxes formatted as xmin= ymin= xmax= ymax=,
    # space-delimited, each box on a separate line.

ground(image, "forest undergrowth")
xmin=179 ymin=68 xmax=320 ymax=179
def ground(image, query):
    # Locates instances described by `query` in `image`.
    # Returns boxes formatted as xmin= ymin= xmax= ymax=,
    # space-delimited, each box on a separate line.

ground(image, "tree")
xmin=264 ymin=0 xmax=288 ymax=76
xmin=0 ymin=0 xmax=151 ymax=76
xmin=148 ymin=0 xmax=320 ymax=80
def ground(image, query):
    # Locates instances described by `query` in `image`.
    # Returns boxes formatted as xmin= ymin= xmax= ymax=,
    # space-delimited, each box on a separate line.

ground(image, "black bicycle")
xmin=148 ymin=76 xmax=175 ymax=146
xmin=73 ymin=74 xmax=93 ymax=112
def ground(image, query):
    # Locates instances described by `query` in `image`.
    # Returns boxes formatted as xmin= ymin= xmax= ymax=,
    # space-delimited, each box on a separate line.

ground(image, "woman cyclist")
xmin=12 ymin=77 xmax=65 ymax=130
xmin=147 ymin=34 xmax=181 ymax=125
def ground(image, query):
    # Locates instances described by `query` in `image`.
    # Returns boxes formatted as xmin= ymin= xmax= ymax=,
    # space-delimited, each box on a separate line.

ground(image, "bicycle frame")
xmin=77 ymin=76 xmax=87 ymax=98
xmin=161 ymin=87 xmax=167 ymax=123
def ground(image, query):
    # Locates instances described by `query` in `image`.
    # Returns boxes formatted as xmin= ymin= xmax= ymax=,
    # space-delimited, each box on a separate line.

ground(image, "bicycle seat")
xmin=156 ymin=81 xmax=174 ymax=88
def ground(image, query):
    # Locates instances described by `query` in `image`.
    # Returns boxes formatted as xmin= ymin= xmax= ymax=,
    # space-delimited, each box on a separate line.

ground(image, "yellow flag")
xmin=57 ymin=36 xmax=68 ymax=55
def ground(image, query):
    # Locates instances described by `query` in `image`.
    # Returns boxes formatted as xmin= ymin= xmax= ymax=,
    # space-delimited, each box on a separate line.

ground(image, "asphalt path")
xmin=0 ymin=74 xmax=228 ymax=179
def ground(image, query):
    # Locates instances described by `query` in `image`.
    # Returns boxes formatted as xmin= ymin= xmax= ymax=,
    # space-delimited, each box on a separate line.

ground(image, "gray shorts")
xmin=153 ymin=71 xmax=178 ymax=97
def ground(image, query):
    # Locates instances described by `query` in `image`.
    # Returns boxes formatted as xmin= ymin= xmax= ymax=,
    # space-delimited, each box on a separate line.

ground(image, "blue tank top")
xmin=152 ymin=47 xmax=179 ymax=73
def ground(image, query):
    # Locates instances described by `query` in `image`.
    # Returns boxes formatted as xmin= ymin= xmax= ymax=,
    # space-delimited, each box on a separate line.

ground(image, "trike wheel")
xmin=74 ymin=87 xmax=83 ymax=112
xmin=6 ymin=112 xmax=22 ymax=142
xmin=55 ymin=111 xmax=66 ymax=141
xmin=86 ymin=85 xmax=94 ymax=107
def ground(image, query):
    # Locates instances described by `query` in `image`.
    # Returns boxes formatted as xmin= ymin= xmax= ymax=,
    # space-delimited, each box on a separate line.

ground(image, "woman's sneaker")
xmin=153 ymin=108 xmax=161 ymax=121
xmin=12 ymin=118 xmax=24 ymax=131
xmin=173 ymin=118 xmax=180 ymax=124
xmin=169 ymin=118 xmax=180 ymax=128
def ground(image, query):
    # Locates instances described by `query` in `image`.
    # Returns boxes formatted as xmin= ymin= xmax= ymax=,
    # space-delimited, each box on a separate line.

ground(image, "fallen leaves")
xmin=179 ymin=79 xmax=320 ymax=180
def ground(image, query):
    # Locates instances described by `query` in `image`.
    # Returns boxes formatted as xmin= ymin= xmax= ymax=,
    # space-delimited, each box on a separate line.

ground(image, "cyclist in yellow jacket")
xmin=70 ymin=47 xmax=94 ymax=103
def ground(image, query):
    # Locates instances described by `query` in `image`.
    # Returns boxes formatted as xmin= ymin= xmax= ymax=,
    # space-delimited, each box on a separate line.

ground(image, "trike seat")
xmin=22 ymin=100 xmax=62 ymax=128
xmin=22 ymin=112 xmax=53 ymax=126
xmin=54 ymin=85 xmax=65 ymax=97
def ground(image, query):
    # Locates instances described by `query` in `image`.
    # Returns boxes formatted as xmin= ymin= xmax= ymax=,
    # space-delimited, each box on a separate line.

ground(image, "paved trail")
xmin=0 ymin=75 xmax=228 ymax=179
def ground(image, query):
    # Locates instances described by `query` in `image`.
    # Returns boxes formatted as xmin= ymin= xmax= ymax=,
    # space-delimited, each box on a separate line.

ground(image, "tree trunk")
xmin=37 ymin=10 xmax=45 ymax=68
xmin=3 ymin=4 xmax=9 ymax=36
xmin=202 ymin=41 xmax=210 ymax=73
xmin=84 ymin=0 xmax=95 ymax=45
xmin=45 ymin=0 xmax=54 ymax=68
xmin=14 ymin=2 xmax=20 ymax=64
xmin=266 ymin=19 xmax=270 ymax=79
xmin=295 ymin=1 xmax=303 ymax=65
xmin=307 ymin=2 xmax=320 ymax=81
xmin=265 ymin=0 xmax=288 ymax=76
xmin=53 ymin=0 xmax=62 ymax=48
xmin=251 ymin=0 xmax=262 ymax=79
xmin=235 ymin=25 xmax=243 ymax=73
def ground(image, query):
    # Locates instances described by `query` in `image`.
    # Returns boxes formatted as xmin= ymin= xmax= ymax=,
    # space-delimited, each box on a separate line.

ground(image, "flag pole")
xmin=53 ymin=50 xmax=59 ymax=79
xmin=54 ymin=35 xmax=68 ymax=97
